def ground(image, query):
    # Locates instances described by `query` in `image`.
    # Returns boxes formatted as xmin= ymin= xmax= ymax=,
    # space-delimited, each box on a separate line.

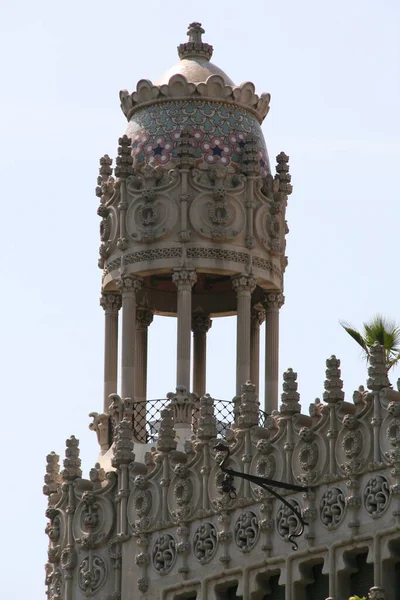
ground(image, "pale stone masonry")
xmin=43 ymin=22 xmax=397 ymax=600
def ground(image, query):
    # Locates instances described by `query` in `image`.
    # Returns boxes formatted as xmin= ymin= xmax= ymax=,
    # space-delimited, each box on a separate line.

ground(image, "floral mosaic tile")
xmin=126 ymin=100 xmax=270 ymax=174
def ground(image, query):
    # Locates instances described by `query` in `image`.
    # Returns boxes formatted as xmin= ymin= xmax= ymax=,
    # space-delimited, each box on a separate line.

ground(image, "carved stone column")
xmin=117 ymin=275 xmax=142 ymax=399
xmin=173 ymin=268 xmax=197 ymax=390
xmin=263 ymin=292 xmax=285 ymax=414
xmin=191 ymin=309 xmax=212 ymax=398
xmin=232 ymin=274 xmax=256 ymax=395
xmin=134 ymin=306 xmax=154 ymax=442
xmin=250 ymin=305 xmax=265 ymax=394
xmin=100 ymin=292 xmax=122 ymax=413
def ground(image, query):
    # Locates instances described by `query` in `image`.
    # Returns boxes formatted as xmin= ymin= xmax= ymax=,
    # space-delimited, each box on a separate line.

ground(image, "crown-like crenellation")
xmin=119 ymin=76 xmax=271 ymax=124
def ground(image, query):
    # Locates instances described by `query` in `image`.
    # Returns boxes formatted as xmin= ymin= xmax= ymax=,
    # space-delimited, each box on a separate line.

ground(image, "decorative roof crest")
xmin=178 ymin=22 xmax=213 ymax=61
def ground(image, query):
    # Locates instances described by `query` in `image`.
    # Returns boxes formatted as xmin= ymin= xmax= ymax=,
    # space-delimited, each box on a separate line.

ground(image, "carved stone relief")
xmin=73 ymin=492 xmax=114 ymax=548
xmin=363 ymin=475 xmax=390 ymax=516
xmin=78 ymin=554 xmax=107 ymax=596
xmin=189 ymin=192 xmax=245 ymax=241
xmin=126 ymin=193 xmax=179 ymax=243
xmin=193 ymin=522 xmax=218 ymax=564
xmin=276 ymin=500 xmax=302 ymax=541
xmin=152 ymin=534 xmax=177 ymax=573
xmin=320 ymin=487 xmax=346 ymax=528
xmin=234 ymin=511 xmax=260 ymax=552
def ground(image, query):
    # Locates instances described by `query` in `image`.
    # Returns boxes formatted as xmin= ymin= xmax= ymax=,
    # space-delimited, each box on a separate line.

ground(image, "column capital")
xmin=172 ymin=268 xmax=197 ymax=291
xmin=116 ymin=275 xmax=142 ymax=295
xmin=263 ymin=291 xmax=285 ymax=310
xmin=231 ymin=274 xmax=256 ymax=295
xmin=100 ymin=292 xmax=122 ymax=314
xmin=251 ymin=305 xmax=266 ymax=327
xmin=192 ymin=310 xmax=212 ymax=335
xmin=136 ymin=306 xmax=154 ymax=329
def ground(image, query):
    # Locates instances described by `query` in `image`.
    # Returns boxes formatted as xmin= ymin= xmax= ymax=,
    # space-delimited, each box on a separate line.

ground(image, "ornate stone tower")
xmin=44 ymin=23 xmax=400 ymax=600
xmin=97 ymin=21 xmax=290 ymax=424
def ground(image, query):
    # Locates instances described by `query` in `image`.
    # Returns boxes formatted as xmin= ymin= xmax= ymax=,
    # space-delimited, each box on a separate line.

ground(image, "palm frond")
xmin=340 ymin=321 xmax=369 ymax=355
xmin=387 ymin=353 xmax=400 ymax=370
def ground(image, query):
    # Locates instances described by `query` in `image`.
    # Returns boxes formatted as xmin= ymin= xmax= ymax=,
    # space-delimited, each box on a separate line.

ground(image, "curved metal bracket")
xmin=214 ymin=442 xmax=309 ymax=551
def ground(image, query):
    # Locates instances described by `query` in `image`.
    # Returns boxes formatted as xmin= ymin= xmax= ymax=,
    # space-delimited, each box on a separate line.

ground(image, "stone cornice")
xmin=120 ymin=74 xmax=271 ymax=124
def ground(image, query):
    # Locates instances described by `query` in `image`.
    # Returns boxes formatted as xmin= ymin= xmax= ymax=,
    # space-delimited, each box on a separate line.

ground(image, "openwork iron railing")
xmin=132 ymin=398 xmax=269 ymax=444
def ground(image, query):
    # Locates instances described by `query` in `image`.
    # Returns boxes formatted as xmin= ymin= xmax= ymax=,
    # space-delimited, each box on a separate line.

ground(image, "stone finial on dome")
xmin=178 ymin=22 xmax=213 ymax=61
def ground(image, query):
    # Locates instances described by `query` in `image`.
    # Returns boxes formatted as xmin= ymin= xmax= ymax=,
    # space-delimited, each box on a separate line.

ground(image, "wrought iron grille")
xmin=132 ymin=398 xmax=269 ymax=444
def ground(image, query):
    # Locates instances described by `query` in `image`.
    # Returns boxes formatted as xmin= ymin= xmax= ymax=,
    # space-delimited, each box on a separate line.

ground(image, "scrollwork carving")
xmin=364 ymin=475 xmax=390 ymax=516
xmin=193 ymin=522 xmax=218 ymax=564
xmin=78 ymin=554 xmax=107 ymax=596
xmin=320 ymin=487 xmax=346 ymax=528
xmin=152 ymin=534 xmax=177 ymax=573
xmin=234 ymin=511 xmax=259 ymax=552
xmin=276 ymin=500 xmax=302 ymax=541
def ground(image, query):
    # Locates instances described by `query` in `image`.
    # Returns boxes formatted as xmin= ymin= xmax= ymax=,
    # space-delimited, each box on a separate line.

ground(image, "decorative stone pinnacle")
xmin=112 ymin=418 xmax=135 ymax=467
xmin=241 ymin=136 xmax=261 ymax=176
xmin=176 ymin=128 xmax=195 ymax=168
xmin=197 ymin=394 xmax=217 ymax=440
xmin=280 ymin=369 xmax=301 ymax=415
xmin=43 ymin=452 xmax=60 ymax=496
xmin=367 ymin=342 xmax=390 ymax=391
xmin=61 ymin=436 xmax=82 ymax=482
xmin=323 ymin=355 xmax=345 ymax=403
xmin=178 ymin=22 xmax=213 ymax=61
xmin=237 ymin=381 xmax=260 ymax=429
xmin=275 ymin=152 xmax=293 ymax=195
xmin=157 ymin=408 xmax=177 ymax=453
xmin=115 ymin=134 xmax=133 ymax=179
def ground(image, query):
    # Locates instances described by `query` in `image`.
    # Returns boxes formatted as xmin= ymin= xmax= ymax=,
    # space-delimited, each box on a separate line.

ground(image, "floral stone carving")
xmin=193 ymin=522 xmax=218 ymax=564
xmin=363 ymin=475 xmax=390 ymax=516
xmin=320 ymin=487 xmax=346 ymax=528
xmin=78 ymin=554 xmax=107 ymax=595
xmin=276 ymin=500 xmax=302 ymax=541
xmin=152 ymin=534 xmax=177 ymax=573
xmin=234 ymin=511 xmax=259 ymax=552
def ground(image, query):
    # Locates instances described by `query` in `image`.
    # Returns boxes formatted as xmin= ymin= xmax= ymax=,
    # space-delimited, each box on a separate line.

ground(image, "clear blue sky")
xmin=1 ymin=1 xmax=399 ymax=597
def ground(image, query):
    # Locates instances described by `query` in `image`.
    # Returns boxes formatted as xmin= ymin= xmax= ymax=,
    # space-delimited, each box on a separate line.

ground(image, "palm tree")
xmin=340 ymin=314 xmax=400 ymax=370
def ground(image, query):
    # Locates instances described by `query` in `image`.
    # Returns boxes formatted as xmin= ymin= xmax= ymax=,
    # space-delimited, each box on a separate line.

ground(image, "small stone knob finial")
xmin=178 ymin=22 xmax=213 ymax=61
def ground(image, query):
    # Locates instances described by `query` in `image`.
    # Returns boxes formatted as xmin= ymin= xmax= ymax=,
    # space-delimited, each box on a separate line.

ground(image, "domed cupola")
xmin=97 ymin=21 xmax=292 ymax=419
xmin=120 ymin=22 xmax=271 ymax=174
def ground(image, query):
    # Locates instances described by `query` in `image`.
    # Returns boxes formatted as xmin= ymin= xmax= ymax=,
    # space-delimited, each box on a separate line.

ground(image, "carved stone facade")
xmin=42 ymin=21 xmax=398 ymax=600
xmin=45 ymin=364 xmax=400 ymax=600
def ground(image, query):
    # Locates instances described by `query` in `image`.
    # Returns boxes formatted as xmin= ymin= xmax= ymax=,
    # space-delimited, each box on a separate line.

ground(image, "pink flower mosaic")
xmin=131 ymin=132 xmax=149 ymax=157
xmin=144 ymin=135 xmax=174 ymax=164
xmin=228 ymin=132 xmax=247 ymax=154
xmin=201 ymin=137 xmax=232 ymax=166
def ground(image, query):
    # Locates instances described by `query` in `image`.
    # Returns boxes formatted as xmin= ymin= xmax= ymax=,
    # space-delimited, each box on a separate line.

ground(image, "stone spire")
xmin=197 ymin=394 xmax=217 ymax=441
xmin=61 ymin=436 xmax=82 ymax=482
xmin=43 ymin=452 xmax=60 ymax=497
xmin=112 ymin=418 xmax=135 ymax=467
xmin=115 ymin=134 xmax=133 ymax=178
xmin=323 ymin=355 xmax=345 ymax=403
xmin=367 ymin=342 xmax=390 ymax=391
xmin=178 ymin=22 xmax=213 ymax=61
xmin=157 ymin=408 xmax=177 ymax=453
xmin=280 ymin=368 xmax=301 ymax=415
